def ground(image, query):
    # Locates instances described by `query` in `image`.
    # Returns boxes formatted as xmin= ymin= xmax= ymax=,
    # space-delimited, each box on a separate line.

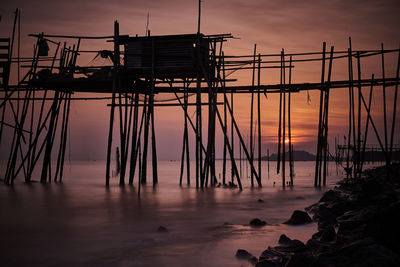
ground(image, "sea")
xmin=0 ymin=160 xmax=380 ymax=266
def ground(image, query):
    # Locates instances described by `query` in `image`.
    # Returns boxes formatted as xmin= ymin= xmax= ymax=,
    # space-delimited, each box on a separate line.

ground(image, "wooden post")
xmin=184 ymin=85 xmax=190 ymax=185
xmin=314 ymin=42 xmax=326 ymax=187
xmin=277 ymin=49 xmax=283 ymax=176
xmin=359 ymin=74 xmax=374 ymax=172
xmin=196 ymin=78 xmax=202 ymax=188
xmin=346 ymin=48 xmax=353 ymax=180
xmin=322 ymin=46 xmax=334 ymax=186
xmin=282 ymin=50 xmax=286 ymax=187
xmin=150 ymin=38 xmax=158 ymax=185
xmin=106 ymin=21 xmax=119 ymax=186
xmin=129 ymin=93 xmax=139 ymax=184
xmin=40 ymin=90 xmax=59 ymax=183
xmin=222 ymin=54 xmax=227 ymax=185
xmin=267 ymin=149 xmax=270 ymax=179
xmin=257 ymin=53 xmax=262 ymax=184
xmin=356 ymin=52 xmax=362 ymax=180
xmin=231 ymin=85 xmax=234 ymax=184
xmin=141 ymin=91 xmax=150 ymax=184
xmin=250 ymin=44 xmax=256 ymax=186
xmin=288 ymin=56 xmax=293 ymax=185
xmin=389 ymin=48 xmax=400 ymax=163
xmin=381 ymin=44 xmax=388 ymax=166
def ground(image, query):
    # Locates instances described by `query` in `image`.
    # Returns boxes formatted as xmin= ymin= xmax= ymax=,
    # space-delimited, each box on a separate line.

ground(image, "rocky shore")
xmin=236 ymin=164 xmax=400 ymax=266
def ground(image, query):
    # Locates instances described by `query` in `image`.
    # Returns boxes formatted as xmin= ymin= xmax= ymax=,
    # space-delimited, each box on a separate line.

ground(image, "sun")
xmin=284 ymin=138 xmax=290 ymax=144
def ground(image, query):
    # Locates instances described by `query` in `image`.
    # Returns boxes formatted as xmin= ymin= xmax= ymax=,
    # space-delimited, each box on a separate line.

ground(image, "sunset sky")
xmin=1 ymin=0 xmax=399 ymax=160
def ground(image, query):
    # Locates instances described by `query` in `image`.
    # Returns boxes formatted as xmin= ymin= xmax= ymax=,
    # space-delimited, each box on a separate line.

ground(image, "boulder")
xmin=275 ymin=239 xmax=307 ymax=253
xmin=313 ymin=205 xmax=337 ymax=226
xmin=250 ymin=218 xmax=267 ymax=227
xmin=319 ymin=225 xmax=336 ymax=242
xmin=275 ymin=235 xmax=307 ymax=253
xmin=284 ymin=210 xmax=312 ymax=225
xmin=235 ymin=249 xmax=258 ymax=264
xmin=156 ymin=226 xmax=168 ymax=233
xmin=259 ymin=248 xmax=285 ymax=265
xmin=278 ymin=234 xmax=292 ymax=245
xmin=285 ymin=253 xmax=315 ymax=267
xmin=255 ymin=259 xmax=281 ymax=267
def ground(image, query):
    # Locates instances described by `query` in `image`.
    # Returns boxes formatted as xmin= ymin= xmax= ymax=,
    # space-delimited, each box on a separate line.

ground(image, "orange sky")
xmin=1 ymin=0 xmax=399 ymax=160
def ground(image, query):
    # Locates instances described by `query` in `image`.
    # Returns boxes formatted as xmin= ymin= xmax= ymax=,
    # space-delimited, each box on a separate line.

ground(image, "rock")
xmin=259 ymin=248 xmax=284 ymax=265
xmin=319 ymin=189 xmax=338 ymax=202
xmin=273 ymin=235 xmax=307 ymax=253
xmin=235 ymin=249 xmax=257 ymax=264
xmin=255 ymin=259 xmax=281 ymax=267
xmin=285 ymin=253 xmax=315 ymax=267
xmin=319 ymin=225 xmax=336 ymax=242
xmin=284 ymin=210 xmax=312 ymax=225
xmin=365 ymin=201 xmax=400 ymax=253
xmin=250 ymin=218 xmax=267 ymax=227
xmin=343 ymin=243 xmax=400 ymax=267
xmin=156 ymin=226 xmax=168 ymax=233
xmin=278 ymin=234 xmax=292 ymax=245
xmin=313 ymin=205 xmax=337 ymax=226
xmin=275 ymin=239 xmax=307 ymax=253
xmin=335 ymin=238 xmax=400 ymax=267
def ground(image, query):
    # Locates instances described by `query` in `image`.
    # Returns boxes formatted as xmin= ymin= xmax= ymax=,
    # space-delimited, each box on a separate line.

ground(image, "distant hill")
xmin=261 ymin=150 xmax=316 ymax=161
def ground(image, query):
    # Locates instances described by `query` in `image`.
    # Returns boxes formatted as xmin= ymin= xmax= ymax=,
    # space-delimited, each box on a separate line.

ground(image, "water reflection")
xmin=0 ymin=160 xmax=360 ymax=266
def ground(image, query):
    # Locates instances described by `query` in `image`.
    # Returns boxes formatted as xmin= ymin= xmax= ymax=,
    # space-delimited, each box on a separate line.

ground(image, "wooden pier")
xmin=1 ymin=9 xmax=399 ymax=189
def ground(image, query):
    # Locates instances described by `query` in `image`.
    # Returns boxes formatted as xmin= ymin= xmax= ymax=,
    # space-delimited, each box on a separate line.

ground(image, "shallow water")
xmin=0 ymin=160 xmax=378 ymax=266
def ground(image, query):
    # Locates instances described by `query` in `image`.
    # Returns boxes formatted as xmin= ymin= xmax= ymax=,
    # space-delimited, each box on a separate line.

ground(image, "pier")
xmin=1 ymin=9 xmax=399 ymax=189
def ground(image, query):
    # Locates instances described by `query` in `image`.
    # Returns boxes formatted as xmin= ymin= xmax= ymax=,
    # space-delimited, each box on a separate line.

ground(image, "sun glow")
xmin=285 ymin=138 xmax=290 ymax=144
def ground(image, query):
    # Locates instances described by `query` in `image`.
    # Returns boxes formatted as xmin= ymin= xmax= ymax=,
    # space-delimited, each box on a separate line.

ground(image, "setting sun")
xmin=285 ymin=138 xmax=290 ymax=144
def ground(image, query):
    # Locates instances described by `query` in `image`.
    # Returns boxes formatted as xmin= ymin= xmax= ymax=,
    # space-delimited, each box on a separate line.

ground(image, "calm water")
xmin=0 ymin=160 xmax=371 ymax=266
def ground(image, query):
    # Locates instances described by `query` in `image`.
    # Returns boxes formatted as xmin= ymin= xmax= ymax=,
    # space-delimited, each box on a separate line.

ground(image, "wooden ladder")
xmin=0 ymin=38 xmax=11 ymax=88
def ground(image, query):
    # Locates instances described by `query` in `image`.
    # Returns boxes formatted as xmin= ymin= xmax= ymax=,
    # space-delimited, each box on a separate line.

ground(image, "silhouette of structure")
xmin=1 ymin=9 xmax=399 ymax=189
